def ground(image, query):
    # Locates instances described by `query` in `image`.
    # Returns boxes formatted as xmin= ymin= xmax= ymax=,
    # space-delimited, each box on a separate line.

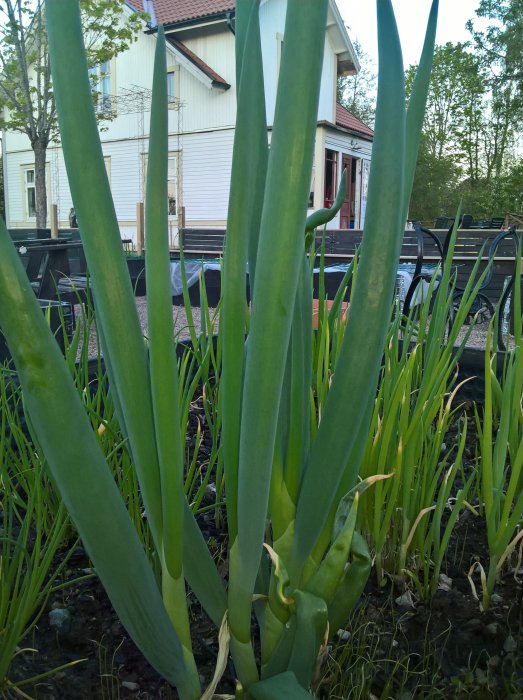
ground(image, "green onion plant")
xmin=472 ymin=251 xmax=523 ymax=610
xmin=357 ymin=252 xmax=486 ymax=592
xmin=0 ymin=372 xmax=73 ymax=694
xmin=0 ymin=1 xmax=439 ymax=696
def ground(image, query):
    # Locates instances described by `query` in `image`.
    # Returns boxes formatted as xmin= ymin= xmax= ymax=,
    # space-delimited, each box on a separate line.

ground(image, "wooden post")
xmin=180 ymin=205 xmax=186 ymax=229
xmin=136 ymin=202 xmax=144 ymax=255
xmin=50 ymin=204 xmax=59 ymax=238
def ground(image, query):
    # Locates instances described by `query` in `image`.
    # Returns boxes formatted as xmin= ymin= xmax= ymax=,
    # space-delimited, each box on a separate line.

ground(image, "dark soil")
xmin=319 ymin=514 xmax=523 ymax=699
xmin=9 ymin=522 xmax=232 ymax=700
xmin=8 ymin=405 xmax=523 ymax=700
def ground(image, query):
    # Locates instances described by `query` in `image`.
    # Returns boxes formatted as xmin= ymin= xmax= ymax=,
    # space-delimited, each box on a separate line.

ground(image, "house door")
xmin=340 ymin=155 xmax=359 ymax=229
xmin=340 ymin=155 xmax=352 ymax=229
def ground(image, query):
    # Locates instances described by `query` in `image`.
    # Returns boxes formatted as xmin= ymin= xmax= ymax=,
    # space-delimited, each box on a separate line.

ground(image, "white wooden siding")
xmin=6 ymin=128 xmax=234 ymax=235
xmin=180 ymin=129 xmax=234 ymax=222
xmin=4 ymin=1 xmax=364 ymax=234
xmin=181 ymin=31 xmax=236 ymax=132
xmin=325 ymin=131 xmax=372 ymax=160
xmin=259 ymin=0 xmax=339 ymax=126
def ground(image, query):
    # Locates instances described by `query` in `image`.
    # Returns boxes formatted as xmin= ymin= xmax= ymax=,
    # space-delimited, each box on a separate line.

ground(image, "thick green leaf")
xmin=221 ymin=0 xmax=268 ymax=543
xmin=46 ymin=0 xmax=163 ymax=548
xmin=287 ymin=590 xmax=328 ymax=688
xmin=145 ymin=25 xmax=196 ymax=670
xmin=250 ymin=672 xmax=315 ymax=700
xmin=228 ymin=0 xmax=329 ymax=668
xmin=283 ymin=258 xmax=313 ymax=506
xmin=402 ymin=0 xmax=439 ymax=222
xmin=46 ymin=0 xmax=225 ymax=629
xmin=327 ymin=532 xmax=372 ymax=634
xmin=289 ymin=0 xmax=438 ymax=584
xmin=0 ymin=225 xmax=198 ymax=698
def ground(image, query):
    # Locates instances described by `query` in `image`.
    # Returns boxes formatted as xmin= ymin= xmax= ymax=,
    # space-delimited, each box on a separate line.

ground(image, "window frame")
xmin=90 ymin=58 xmax=116 ymax=115
xmin=166 ymin=64 xmax=180 ymax=108
xmin=142 ymin=150 xmax=180 ymax=220
xmin=20 ymin=164 xmax=51 ymax=223
xmin=23 ymin=166 xmax=36 ymax=221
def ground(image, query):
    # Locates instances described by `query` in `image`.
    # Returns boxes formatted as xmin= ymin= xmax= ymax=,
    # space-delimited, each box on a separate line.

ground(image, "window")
xmin=168 ymin=154 xmax=177 ymax=216
xmin=21 ymin=164 xmax=51 ymax=221
xmin=90 ymin=60 xmax=113 ymax=113
xmin=24 ymin=168 xmax=36 ymax=219
xmin=308 ymin=162 xmax=315 ymax=208
xmin=104 ymin=156 xmax=111 ymax=188
xmin=276 ymin=32 xmax=284 ymax=77
xmin=142 ymin=151 xmax=179 ymax=217
xmin=166 ymin=66 xmax=180 ymax=108
xmin=324 ymin=149 xmax=338 ymax=208
xmin=167 ymin=70 xmax=176 ymax=104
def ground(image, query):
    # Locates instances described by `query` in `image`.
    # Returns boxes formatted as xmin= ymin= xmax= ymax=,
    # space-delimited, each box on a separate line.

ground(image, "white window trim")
xmin=90 ymin=57 xmax=117 ymax=115
xmin=104 ymin=156 xmax=111 ymax=187
xmin=20 ymin=163 xmax=51 ymax=223
xmin=276 ymin=32 xmax=284 ymax=77
xmin=142 ymin=150 xmax=181 ymax=220
xmin=167 ymin=64 xmax=180 ymax=107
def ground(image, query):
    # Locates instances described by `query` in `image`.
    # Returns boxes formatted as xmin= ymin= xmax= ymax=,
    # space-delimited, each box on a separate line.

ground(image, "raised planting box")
xmin=0 ymin=299 xmax=75 ymax=366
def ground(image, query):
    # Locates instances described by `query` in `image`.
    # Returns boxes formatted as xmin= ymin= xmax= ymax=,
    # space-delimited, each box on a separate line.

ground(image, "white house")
xmin=3 ymin=0 xmax=373 ymax=247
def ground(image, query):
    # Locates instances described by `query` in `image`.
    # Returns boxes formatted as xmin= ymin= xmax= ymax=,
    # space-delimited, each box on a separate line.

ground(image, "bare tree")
xmin=0 ymin=0 xmax=146 ymax=227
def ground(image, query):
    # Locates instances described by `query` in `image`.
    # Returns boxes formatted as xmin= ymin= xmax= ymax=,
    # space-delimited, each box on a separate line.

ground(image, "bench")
xmin=178 ymin=228 xmax=226 ymax=257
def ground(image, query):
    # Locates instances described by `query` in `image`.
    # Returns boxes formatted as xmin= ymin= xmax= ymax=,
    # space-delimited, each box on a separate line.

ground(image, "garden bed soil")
xmin=10 ymin=504 xmax=523 ymax=699
xmin=9 ymin=401 xmax=523 ymax=700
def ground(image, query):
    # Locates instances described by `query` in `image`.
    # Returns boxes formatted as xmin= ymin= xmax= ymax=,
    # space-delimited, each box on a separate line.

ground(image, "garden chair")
xmin=401 ymin=221 xmax=444 ymax=317
xmin=448 ymin=226 xmax=521 ymax=348
xmin=490 ymin=216 xmax=505 ymax=229
xmin=459 ymin=214 xmax=475 ymax=229
xmin=434 ymin=216 xmax=453 ymax=229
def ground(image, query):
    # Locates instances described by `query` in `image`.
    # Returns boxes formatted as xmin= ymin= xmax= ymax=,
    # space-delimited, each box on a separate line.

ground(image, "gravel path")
xmin=76 ymin=297 xmax=512 ymax=361
xmin=77 ymin=299 xmax=219 ymax=359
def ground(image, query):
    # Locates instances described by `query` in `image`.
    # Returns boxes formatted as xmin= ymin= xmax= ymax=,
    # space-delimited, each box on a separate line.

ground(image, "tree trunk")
xmin=33 ymin=141 xmax=48 ymax=229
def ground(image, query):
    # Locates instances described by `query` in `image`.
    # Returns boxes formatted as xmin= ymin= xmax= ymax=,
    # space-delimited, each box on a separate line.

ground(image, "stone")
xmin=395 ymin=590 xmax=416 ymax=608
xmin=437 ymin=573 xmax=452 ymax=591
xmin=464 ymin=618 xmax=482 ymax=632
xmin=122 ymin=681 xmax=139 ymax=691
xmin=487 ymin=655 xmax=501 ymax=668
xmin=503 ymin=635 xmax=517 ymax=653
xmin=49 ymin=608 xmax=71 ymax=636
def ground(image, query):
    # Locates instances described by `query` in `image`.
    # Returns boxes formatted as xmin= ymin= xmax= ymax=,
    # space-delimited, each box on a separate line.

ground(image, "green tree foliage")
xmin=337 ymin=39 xmax=376 ymax=127
xmin=409 ymin=135 xmax=462 ymax=222
xmin=406 ymin=44 xmax=485 ymax=165
xmin=468 ymin=0 xmax=523 ymax=88
xmin=0 ymin=0 xmax=146 ymax=227
xmin=407 ymin=25 xmax=523 ymax=223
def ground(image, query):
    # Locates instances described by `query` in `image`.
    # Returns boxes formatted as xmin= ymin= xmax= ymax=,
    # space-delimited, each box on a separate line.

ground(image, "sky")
xmin=338 ymin=0 xmax=484 ymax=69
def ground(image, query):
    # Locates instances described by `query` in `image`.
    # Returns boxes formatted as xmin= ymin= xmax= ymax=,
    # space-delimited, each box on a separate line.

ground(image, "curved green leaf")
xmin=0 ymin=224 xmax=198 ymax=698
xmin=250 ymin=672 xmax=315 ymax=700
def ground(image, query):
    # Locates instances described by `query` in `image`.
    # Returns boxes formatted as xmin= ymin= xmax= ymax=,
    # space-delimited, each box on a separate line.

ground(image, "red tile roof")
xmin=335 ymin=103 xmax=373 ymax=139
xmin=128 ymin=0 xmax=235 ymax=25
xmin=167 ymin=37 xmax=230 ymax=88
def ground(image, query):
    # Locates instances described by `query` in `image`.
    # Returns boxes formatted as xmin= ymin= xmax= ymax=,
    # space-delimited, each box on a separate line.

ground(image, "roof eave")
xmin=212 ymin=79 xmax=231 ymax=90
xmin=146 ymin=11 xmax=234 ymax=34
xmin=318 ymin=119 xmax=374 ymax=142
xmin=327 ymin=0 xmax=360 ymax=76
xmin=165 ymin=38 xmax=230 ymax=91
